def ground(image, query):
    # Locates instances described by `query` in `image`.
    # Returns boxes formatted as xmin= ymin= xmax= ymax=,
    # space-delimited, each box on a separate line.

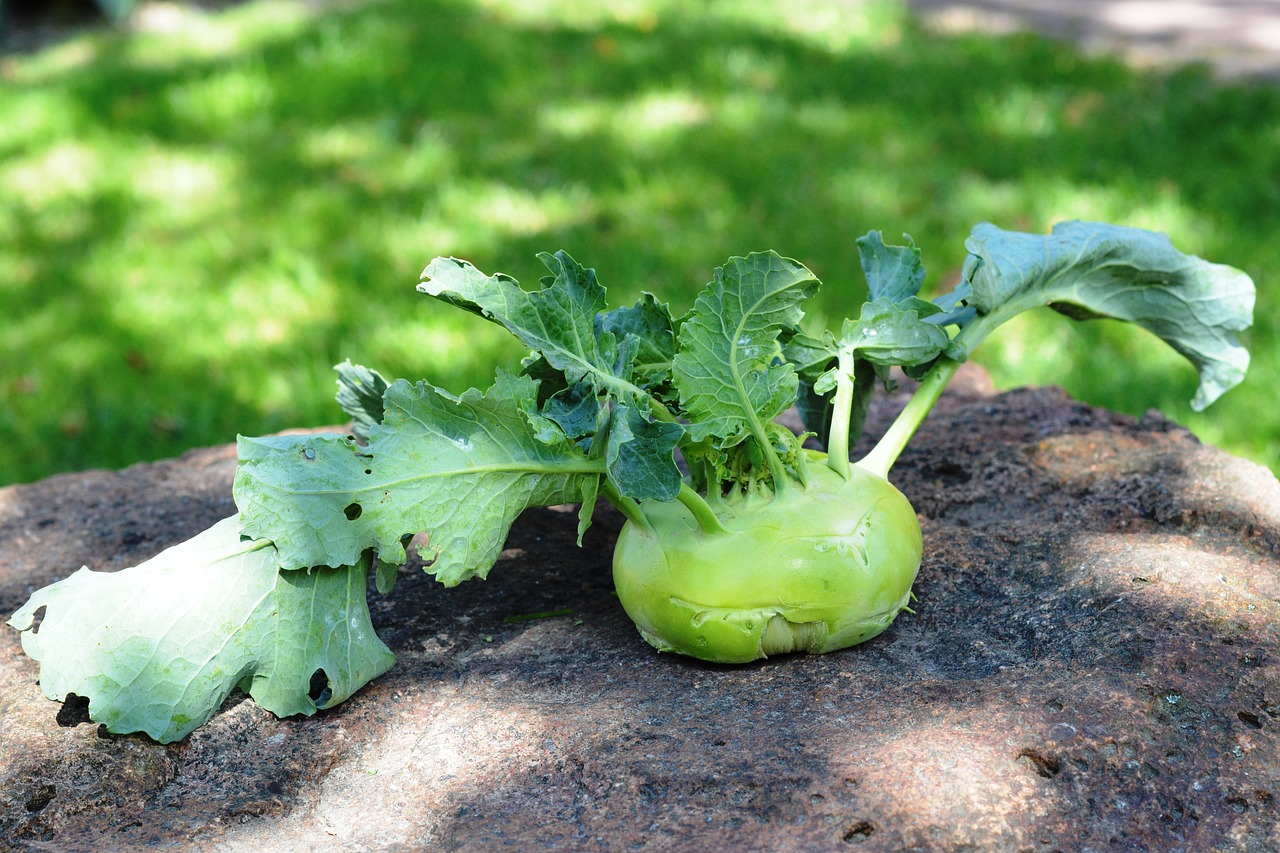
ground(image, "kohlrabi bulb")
xmin=612 ymin=455 xmax=922 ymax=664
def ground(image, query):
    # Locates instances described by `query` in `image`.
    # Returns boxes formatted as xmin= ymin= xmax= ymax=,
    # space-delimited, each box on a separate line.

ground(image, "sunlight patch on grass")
xmin=975 ymin=86 xmax=1062 ymax=139
xmin=299 ymin=122 xmax=393 ymax=165
xmin=388 ymin=126 xmax=457 ymax=186
xmin=728 ymin=0 xmax=906 ymax=54
xmin=630 ymin=90 xmax=710 ymax=138
xmin=0 ymin=91 xmax=79 ymax=151
xmin=129 ymin=146 xmax=239 ymax=222
xmin=540 ymin=90 xmax=710 ymax=151
xmin=827 ymin=164 xmax=915 ymax=223
xmin=124 ymin=0 xmax=319 ymax=69
xmin=361 ymin=315 xmax=527 ymax=396
xmin=432 ymin=180 xmax=595 ymax=243
xmin=475 ymin=0 xmax=905 ymax=55
xmin=474 ymin=0 xmax=664 ymax=31
xmin=5 ymin=37 xmax=102 ymax=82
xmin=1 ymin=141 xmax=105 ymax=203
xmin=945 ymin=173 xmax=1211 ymax=246
xmin=298 ymin=120 xmax=457 ymax=193
xmin=167 ymin=59 xmax=275 ymax=134
xmin=223 ymin=256 xmax=339 ymax=350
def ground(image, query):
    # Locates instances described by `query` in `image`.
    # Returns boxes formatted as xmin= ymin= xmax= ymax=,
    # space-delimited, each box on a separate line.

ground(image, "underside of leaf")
xmin=6 ymin=517 xmax=394 ymax=743
xmin=958 ymin=221 xmax=1255 ymax=410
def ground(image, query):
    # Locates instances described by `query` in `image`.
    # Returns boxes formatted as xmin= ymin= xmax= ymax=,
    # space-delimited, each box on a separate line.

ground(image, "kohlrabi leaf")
xmin=419 ymin=252 xmax=678 ymax=486
xmin=839 ymin=297 xmax=950 ymax=367
xmin=600 ymin=293 xmax=678 ymax=390
xmin=606 ymin=403 xmax=684 ymax=501
xmin=781 ymin=329 xmax=838 ymax=384
xmin=857 ymin=231 xmax=926 ymax=303
xmin=419 ymin=251 xmax=645 ymax=402
xmin=335 ymin=360 xmax=389 ymax=442
xmin=672 ymin=252 xmax=820 ymax=447
xmin=6 ymin=517 xmax=394 ymax=743
xmin=542 ymin=380 xmax=601 ymax=442
xmin=956 ymin=221 xmax=1256 ymax=410
xmin=235 ymin=371 xmax=604 ymax=586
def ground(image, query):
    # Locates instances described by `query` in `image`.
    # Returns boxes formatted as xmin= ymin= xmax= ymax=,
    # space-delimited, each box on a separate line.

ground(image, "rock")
xmin=2 ymin=365 xmax=1279 ymax=851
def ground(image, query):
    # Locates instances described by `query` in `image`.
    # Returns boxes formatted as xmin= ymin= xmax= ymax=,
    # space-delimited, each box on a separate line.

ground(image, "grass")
xmin=0 ymin=0 xmax=1276 ymax=486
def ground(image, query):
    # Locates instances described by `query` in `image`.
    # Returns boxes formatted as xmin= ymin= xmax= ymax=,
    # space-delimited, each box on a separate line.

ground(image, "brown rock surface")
xmin=2 ymin=366 xmax=1279 ymax=851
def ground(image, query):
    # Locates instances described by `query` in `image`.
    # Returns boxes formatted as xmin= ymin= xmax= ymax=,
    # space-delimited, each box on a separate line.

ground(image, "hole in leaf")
xmin=309 ymin=669 xmax=332 ymax=707
xmin=344 ymin=503 xmax=362 ymax=521
xmin=56 ymin=693 xmax=91 ymax=727
xmin=28 ymin=604 xmax=47 ymax=634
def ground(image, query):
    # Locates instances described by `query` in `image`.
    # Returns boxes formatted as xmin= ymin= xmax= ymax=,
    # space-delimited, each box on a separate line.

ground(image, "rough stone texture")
xmin=2 ymin=366 xmax=1279 ymax=852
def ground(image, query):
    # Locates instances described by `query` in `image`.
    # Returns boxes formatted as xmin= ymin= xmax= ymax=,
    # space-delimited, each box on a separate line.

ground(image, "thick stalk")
xmin=825 ymin=349 xmax=856 ymax=481
xmin=599 ymin=480 xmax=654 ymax=534
xmin=732 ymin=376 xmax=789 ymax=496
xmin=855 ymin=356 xmax=961 ymax=479
xmin=676 ymin=483 xmax=731 ymax=535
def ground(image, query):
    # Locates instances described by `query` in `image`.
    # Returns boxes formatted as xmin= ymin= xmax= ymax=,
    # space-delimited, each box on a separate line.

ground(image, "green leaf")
xmin=374 ymin=558 xmax=399 ymax=595
xmin=576 ymin=474 xmax=601 ymax=546
xmin=839 ymin=297 xmax=950 ymax=367
xmin=235 ymin=371 xmax=605 ymax=586
xmin=335 ymin=360 xmax=389 ymax=442
xmin=781 ymin=328 xmax=837 ymax=384
xmin=600 ymin=293 xmax=678 ymax=389
xmin=857 ymin=231 xmax=926 ymax=303
xmin=672 ymin=252 xmax=820 ymax=447
xmin=419 ymin=252 xmax=678 ymax=491
xmin=542 ymin=380 xmax=601 ymax=442
xmin=6 ymin=517 xmax=394 ymax=743
xmin=606 ymin=403 xmax=685 ymax=501
xmin=957 ymin=221 xmax=1256 ymax=410
xmin=419 ymin=251 xmax=644 ymax=402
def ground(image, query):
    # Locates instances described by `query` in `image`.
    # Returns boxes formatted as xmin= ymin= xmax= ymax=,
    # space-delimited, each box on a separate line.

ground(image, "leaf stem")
xmin=599 ymin=480 xmax=654 ymax=534
xmin=729 ymin=363 xmax=790 ymax=495
xmin=825 ymin=349 xmax=856 ymax=481
xmin=855 ymin=356 xmax=961 ymax=479
xmin=676 ymin=483 xmax=731 ymax=535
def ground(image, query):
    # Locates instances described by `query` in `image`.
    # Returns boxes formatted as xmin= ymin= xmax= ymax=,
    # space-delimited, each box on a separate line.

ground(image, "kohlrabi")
xmin=8 ymin=221 xmax=1254 ymax=741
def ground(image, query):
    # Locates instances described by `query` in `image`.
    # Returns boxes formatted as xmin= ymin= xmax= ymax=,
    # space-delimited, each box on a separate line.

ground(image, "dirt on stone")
xmin=2 ymin=364 xmax=1279 ymax=851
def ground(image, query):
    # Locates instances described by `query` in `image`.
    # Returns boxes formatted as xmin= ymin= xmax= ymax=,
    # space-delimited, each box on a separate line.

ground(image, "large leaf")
xmin=958 ymin=221 xmax=1255 ymax=410
xmin=235 ymin=371 xmax=604 ymax=586
xmin=672 ymin=252 xmax=820 ymax=447
xmin=419 ymin=251 xmax=645 ymax=401
xmin=7 ymin=517 xmax=393 ymax=743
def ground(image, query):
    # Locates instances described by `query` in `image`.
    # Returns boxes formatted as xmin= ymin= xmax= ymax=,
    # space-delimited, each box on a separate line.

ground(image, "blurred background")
xmin=0 ymin=0 xmax=1275 ymax=486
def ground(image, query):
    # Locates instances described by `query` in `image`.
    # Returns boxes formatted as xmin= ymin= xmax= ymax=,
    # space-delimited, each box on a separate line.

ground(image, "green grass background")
xmin=1 ymin=0 xmax=1275 ymax=486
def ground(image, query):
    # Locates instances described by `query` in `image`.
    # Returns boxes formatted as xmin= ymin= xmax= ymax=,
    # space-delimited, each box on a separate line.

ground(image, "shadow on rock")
xmin=2 ymin=377 xmax=1279 ymax=850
